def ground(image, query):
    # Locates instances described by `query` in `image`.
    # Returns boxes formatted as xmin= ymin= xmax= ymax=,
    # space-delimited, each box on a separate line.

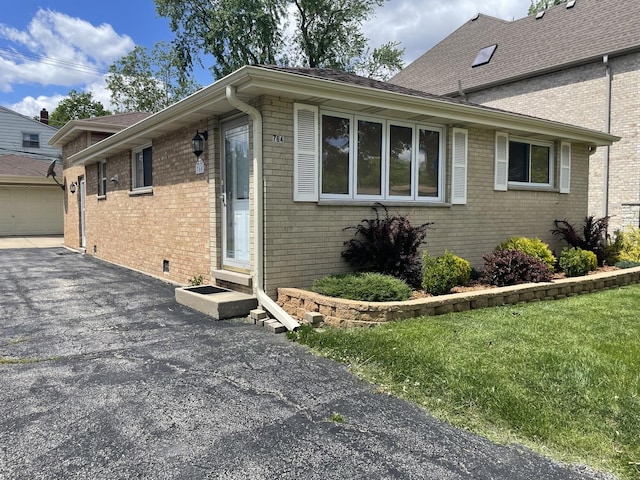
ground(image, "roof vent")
xmin=472 ymin=44 xmax=498 ymax=68
xmin=471 ymin=13 xmax=480 ymax=21
xmin=535 ymin=10 xmax=545 ymax=19
xmin=566 ymin=0 xmax=576 ymax=8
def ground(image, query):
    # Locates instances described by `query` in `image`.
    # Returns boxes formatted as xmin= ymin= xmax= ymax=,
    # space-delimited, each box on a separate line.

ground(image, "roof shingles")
xmin=391 ymin=0 xmax=640 ymax=95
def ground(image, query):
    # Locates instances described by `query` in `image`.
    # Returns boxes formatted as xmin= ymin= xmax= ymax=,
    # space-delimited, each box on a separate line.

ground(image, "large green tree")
xmin=49 ymin=90 xmax=110 ymax=127
xmin=154 ymin=0 xmax=403 ymax=80
xmin=528 ymin=0 xmax=565 ymax=14
xmin=107 ymin=41 xmax=200 ymax=113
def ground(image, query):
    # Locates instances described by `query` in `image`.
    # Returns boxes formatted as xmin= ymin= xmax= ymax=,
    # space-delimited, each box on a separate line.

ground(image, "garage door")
xmin=0 ymin=186 xmax=63 ymax=236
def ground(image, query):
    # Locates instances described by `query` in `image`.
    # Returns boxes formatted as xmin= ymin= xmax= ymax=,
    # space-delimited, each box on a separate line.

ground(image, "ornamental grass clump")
xmin=481 ymin=250 xmax=553 ymax=287
xmin=311 ymin=272 xmax=412 ymax=302
xmin=558 ymin=247 xmax=597 ymax=277
xmin=422 ymin=251 xmax=471 ymax=295
xmin=496 ymin=237 xmax=556 ymax=271
xmin=342 ymin=203 xmax=432 ymax=288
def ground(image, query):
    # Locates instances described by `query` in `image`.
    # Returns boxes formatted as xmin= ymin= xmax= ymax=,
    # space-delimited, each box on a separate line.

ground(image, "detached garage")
xmin=0 ymin=155 xmax=63 ymax=236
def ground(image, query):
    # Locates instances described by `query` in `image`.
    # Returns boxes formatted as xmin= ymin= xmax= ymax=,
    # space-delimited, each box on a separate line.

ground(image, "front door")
xmin=222 ymin=121 xmax=250 ymax=269
xmin=79 ymin=176 xmax=86 ymax=248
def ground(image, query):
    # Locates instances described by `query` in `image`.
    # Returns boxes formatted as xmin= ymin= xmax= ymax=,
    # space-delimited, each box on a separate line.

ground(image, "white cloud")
xmin=0 ymin=8 xmax=134 ymax=92
xmin=364 ymin=0 xmax=530 ymax=64
xmin=10 ymin=93 xmax=66 ymax=117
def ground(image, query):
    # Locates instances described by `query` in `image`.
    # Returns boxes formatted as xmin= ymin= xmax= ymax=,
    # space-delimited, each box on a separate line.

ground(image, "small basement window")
xmin=472 ymin=44 xmax=497 ymax=67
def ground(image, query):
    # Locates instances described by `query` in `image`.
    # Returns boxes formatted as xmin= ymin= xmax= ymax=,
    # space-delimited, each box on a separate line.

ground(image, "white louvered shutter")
xmin=293 ymin=103 xmax=319 ymax=202
xmin=451 ymin=128 xmax=468 ymax=204
xmin=559 ymin=142 xmax=571 ymax=194
xmin=494 ymin=132 xmax=509 ymax=191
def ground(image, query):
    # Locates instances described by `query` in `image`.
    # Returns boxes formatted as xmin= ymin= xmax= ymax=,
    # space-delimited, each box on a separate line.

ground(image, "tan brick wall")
xmin=62 ymin=122 xmax=211 ymax=285
xmin=260 ymin=96 xmax=589 ymax=297
xmin=466 ymin=52 xmax=640 ymax=231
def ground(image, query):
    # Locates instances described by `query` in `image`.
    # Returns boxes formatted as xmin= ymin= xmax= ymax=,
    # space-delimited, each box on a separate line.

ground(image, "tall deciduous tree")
xmin=154 ymin=0 xmax=403 ymax=79
xmin=528 ymin=0 xmax=565 ymax=14
xmin=49 ymin=90 xmax=110 ymax=127
xmin=107 ymin=41 xmax=200 ymax=113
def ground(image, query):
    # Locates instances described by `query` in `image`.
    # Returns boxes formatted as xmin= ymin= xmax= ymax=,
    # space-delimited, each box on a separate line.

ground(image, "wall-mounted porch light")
xmin=192 ymin=130 xmax=208 ymax=158
xmin=69 ymin=181 xmax=78 ymax=194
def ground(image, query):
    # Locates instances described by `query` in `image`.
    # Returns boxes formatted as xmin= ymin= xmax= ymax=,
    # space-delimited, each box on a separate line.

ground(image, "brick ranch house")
xmin=391 ymin=0 xmax=640 ymax=231
xmin=50 ymin=65 xmax=617 ymax=322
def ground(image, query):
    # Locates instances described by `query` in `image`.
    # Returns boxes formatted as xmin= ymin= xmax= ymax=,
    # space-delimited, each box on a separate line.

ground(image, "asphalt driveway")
xmin=0 ymin=248 xmax=613 ymax=480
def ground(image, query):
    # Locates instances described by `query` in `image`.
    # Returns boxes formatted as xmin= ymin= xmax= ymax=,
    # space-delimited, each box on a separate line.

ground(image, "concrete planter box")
xmin=176 ymin=285 xmax=258 ymax=320
xmin=277 ymin=267 xmax=640 ymax=328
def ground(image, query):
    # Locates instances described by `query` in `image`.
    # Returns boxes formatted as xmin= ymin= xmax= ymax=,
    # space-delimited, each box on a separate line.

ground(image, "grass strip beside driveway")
xmin=289 ymin=285 xmax=640 ymax=480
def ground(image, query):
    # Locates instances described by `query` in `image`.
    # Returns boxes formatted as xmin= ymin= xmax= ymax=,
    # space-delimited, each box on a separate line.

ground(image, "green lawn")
xmin=289 ymin=285 xmax=640 ymax=480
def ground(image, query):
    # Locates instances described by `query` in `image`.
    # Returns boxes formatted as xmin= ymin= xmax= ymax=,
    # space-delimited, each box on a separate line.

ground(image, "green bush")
xmin=422 ymin=251 xmax=471 ymax=295
xmin=617 ymin=227 xmax=640 ymax=262
xmin=559 ymin=247 xmax=597 ymax=277
xmin=615 ymin=260 xmax=640 ymax=269
xmin=496 ymin=237 xmax=556 ymax=270
xmin=311 ymin=272 xmax=412 ymax=302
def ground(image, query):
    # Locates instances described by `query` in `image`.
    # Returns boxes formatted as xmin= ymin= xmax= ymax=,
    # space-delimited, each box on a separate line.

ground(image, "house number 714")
xmin=272 ymin=135 xmax=284 ymax=143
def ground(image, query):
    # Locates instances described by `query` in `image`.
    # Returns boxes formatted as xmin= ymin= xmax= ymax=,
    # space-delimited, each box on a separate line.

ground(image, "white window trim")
xmin=507 ymin=136 xmax=555 ymax=189
xmin=131 ymin=143 xmax=152 ymax=191
xmin=317 ymin=108 xmax=446 ymax=203
xmin=319 ymin=110 xmax=353 ymax=201
xmin=559 ymin=142 xmax=571 ymax=194
xmin=451 ymin=128 xmax=468 ymax=205
xmin=98 ymin=160 xmax=107 ymax=197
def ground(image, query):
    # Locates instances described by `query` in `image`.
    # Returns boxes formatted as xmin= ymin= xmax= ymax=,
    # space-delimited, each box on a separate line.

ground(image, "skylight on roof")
xmin=567 ymin=0 xmax=576 ymax=8
xmin=536 ymin=10 xmax=545 ymax=19
xmin=472 ymin=44 xmax=497 ymax=68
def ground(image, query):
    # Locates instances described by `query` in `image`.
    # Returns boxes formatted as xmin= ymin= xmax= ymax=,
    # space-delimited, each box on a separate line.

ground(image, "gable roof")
xmin=49 ymin=112 xmax=152 ymax=148
xmin=391 ymin=0 xmax=640 ymax=96
xmin=66 ymin=65 xmax=618 ymax=167
xmin=0 ymin=154 xmax=56 ymax=183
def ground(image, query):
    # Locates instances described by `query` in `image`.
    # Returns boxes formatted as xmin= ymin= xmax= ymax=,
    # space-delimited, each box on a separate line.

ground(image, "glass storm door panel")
xmin=79 ymin=176 xmax=86 ymax=248
xmin=223 ymin=122 xmax=250 ymax=267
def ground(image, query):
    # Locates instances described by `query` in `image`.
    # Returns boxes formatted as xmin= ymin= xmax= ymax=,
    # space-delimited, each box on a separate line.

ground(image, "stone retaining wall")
xmin=277 ymin=267 xmax=640 ymax=327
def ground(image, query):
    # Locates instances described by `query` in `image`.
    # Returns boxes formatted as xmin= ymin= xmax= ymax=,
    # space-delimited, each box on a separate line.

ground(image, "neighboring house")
xmin=0 ymin=106 xmax=63 ymax=235
xmin=50 ymin=65 xmax=616 ymax=324
xmin=391 ymin=0 xmax=640 ymax=231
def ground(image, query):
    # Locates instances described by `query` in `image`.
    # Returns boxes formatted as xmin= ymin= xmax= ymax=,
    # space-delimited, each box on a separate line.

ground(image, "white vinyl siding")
xmin=293 ymin=103 xmax=319 ymax=202
xmin=451 ymin=128 xmax=468 ymax=204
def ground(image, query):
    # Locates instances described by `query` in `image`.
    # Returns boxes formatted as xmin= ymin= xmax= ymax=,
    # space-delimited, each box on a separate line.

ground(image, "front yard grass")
xmin=289 ymin=285 xmax=640 ymax=479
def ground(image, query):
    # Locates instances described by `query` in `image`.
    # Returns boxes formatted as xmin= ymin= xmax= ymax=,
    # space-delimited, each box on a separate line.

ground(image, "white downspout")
xmin=225 ymin=86 xmax=300 ymax=331
xmin=603 ymin=55 xmax=612 ymax=218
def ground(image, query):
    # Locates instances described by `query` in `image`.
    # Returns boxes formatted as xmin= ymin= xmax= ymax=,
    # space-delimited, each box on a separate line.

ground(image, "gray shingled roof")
xmin=0 ymin=154 xmax=52 ymax=177
xmin=82 ymin=112 xmax=152 ymax=127
xmin=391 ymin=0 xmax=640 ymax=96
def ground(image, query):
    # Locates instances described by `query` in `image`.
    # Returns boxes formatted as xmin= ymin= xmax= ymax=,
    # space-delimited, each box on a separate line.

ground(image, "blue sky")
xmin=0 ymin=0 xmax=530 ymax=118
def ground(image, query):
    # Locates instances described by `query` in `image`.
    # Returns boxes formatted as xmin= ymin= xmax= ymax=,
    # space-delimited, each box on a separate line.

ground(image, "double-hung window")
xmin=508 ymin=138 xmax=553 ymax=186
xmin=22 ymin=133 xmax=39 ymax=148
xmin=494 ymin=133 xmax=565 ymax=191
xmin=98 ymin=161 xmax=107 ymax=197
xmin=132 ymin=145 xmax=152 ymax=190
xmin=319 ymin=111 xmax=445 ymax=202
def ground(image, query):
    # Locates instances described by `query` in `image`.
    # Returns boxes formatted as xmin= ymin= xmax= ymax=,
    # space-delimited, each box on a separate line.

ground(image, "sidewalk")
xmin=0 ymin=236 xmax=64 ymax=249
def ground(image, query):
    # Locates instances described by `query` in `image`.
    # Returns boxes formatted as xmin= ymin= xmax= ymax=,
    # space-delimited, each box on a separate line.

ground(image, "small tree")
xmin=49 ymin=90 xmax=111 ymax=127
xmin=342 ymin=204 xmax=432 ymax=288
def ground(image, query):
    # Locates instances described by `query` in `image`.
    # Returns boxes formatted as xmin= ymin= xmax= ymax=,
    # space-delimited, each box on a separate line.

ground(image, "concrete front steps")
xmin=174 ymin=285 xmax=287 ymax=334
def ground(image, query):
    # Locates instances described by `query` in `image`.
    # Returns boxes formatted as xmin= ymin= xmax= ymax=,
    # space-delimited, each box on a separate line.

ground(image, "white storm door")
xmin=79 ymin=176 xmax=86 ymax=248
xmin=222 ymin=121 xmax=250 ymax=268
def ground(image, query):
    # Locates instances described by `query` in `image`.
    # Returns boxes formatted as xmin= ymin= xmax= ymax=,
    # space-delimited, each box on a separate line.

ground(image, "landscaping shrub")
xmin=481 ymin=250 xmax=553 ymax=287
xmin=422 ymin=251 xmax=471 ymax=295
xmin=558 ymin=247 xmax=598 ymax=277
xmin=552 ymin=216 xmax=610 ymax=266
xmin=496 ymin=237 xmax=556 ymax=270
xmin=311 ymin=272 xmax=412 ymax=302
xmin=616 ymin=227 xmax=640 ymax=262
xmin=342 ymin=203 xmax=433 ymax=288
xmin=614 ymin=260 xmax=640 ymax=269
